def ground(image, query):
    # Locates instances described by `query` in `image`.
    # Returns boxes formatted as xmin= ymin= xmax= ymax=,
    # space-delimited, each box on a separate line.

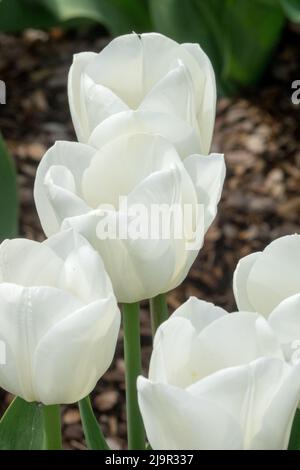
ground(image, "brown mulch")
xmin=0 ymin=24 xmax=299 ymax=449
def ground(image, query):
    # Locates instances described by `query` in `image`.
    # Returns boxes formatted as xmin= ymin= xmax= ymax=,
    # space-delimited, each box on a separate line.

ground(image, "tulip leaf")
xmin=37 ymin=0 xmax=152 ymax=35
xmin=0 ymin=397 xmax=44 ymax=450
xmin=280 ymin=0 xmax=300 ymax=22
xmin=288 ymin=409 xmax=300 ymax=450
xmin=0 ymin=0 xmax=152 ymax=34
xmin=149 ymin=0 xmax=285 ymax=95
xmin=0 ymin=0 xmax=57 ymax=31
xmin=0 ymin=133 xmax=18 ymax=240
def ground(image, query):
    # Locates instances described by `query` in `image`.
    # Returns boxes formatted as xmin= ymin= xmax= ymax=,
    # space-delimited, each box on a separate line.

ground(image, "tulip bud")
xmin=0 ymin=229 xmax=120 ymax=405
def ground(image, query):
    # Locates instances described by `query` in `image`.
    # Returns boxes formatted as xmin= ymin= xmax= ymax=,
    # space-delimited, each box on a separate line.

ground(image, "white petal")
xmin=43 ymin=165 xmax=90 ymax=227
xmin=149 ymin=317 xmax=200 ymax=388
xmin=196 ymin=313 xmax=283 ymax=378
xmin=184 ymin=153 xmax=226 ymax=231
xmin=82 ymin=133 xmax=182 ymax=209
xmin=247 ymin=234 xmax=300 ymax=316
xmin=182 ymin=43 xmax=216 ymax=154
xmin=0 ymin=238 xmax=63 ymax=287
xmin=88 ymin=109 xmax=201 ymax=160
xmin=188 ymin=358 xmax=299 ymax=449
xmin=233 ymin=252 xmax=260 ymax=312
xmin=137 ymin=376 xmax=243 ymax=450
xmin=172 ymin=296 xmax=227 ymax=334
xmin=68 ymin=51 xmax=98 ymax=142
xmin=250 ymin=361 xmax=300 ymax=449
xmin=85 ymin=33 xmax=144 ymax=109
xmin=0 ymin=284 xmax=82 ymax=402
xmin=34 ymin=141 xmax=95 ymax=236
xmin=45 ymin=229 xmax=114 ymax=303
xmin=268 ymin=293 xmax=300 ymax=361
xmin=139 ymin=62 xmax=198 ymax=134
xmin=33 ymin=296 xmax=120 ymax=405
xmin=82 ymin=75 xmax=129 ymax=138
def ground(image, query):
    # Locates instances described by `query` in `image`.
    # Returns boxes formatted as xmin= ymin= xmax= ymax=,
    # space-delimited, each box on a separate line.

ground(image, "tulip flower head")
xmin=68 ymin=32 xmax=216 ymax=155
xmin=138 ymin=297 xmax=300 ymax=449
xmin=34 ymin=129 xmax=225 ymax=303
xmin=0 ymin=230 xmax=120 ymax=405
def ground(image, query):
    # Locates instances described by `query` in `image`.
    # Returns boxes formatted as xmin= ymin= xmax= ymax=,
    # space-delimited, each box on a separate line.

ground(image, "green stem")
xmin=150 ymin=293 xmax=169 ymax=336
xmin=122 ymin=302 xmax=145 ymax=450
xmin=288 ymin=409 xmax=300 ymax=450
xmin=42 ymin=405 xmax=62 ymax=450
xmin=78 ymin=396 xmax=109 ymax=450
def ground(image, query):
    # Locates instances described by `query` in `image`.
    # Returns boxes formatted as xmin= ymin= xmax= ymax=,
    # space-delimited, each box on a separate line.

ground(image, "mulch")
xmin=0 ymin=24 xmax=299 ymax=449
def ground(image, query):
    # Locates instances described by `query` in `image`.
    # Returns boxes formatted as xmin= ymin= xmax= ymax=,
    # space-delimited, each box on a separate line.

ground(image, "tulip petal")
xmin=184 ymin=153 xmax=226 ymax=231
xmin=45 ymin=229 xmax=114 ymax=303
xmin=233 ymin=252 xmax=260 ymax=312
xmin=268 ymin=293 xmax=300 ymax=361
xmin=172 ymin=296 xmax=227 ymax=334
xmin=137 ymin=376 xmax=243 ymax=450
xmin=33 ymin=297 xmax=120 ymax=405
xmin=182 ymin=43 xmax=216 ymax=154
xmin=68 ymin=51 xmax=98 ymax=142
xmin=187 ymin=358 xmax=299 ymax=449
xmin=82 ymin=75 xmax=129 ymax=139
xmin=85 ymin=33 xmax=144 ymax=109
xmin=196 ymin=313 xmax=283 ymax=378
xmin=149 ymin=317 xmax=201 ymax=387
xmin=82 ymin=133 xmax=182 ymax=209
xmin=34 ymin=141 xmax=95 ymax=236
xmin=88 ymin=110 xmax=201 ymax=160
xmin=246 ymin=234 xmax=300 ymax=316
xmin=0 ymin=284 xmax=83 ymax=402
xmin=0 ymin=238 xmax=63 ymax=287
xmin=139 ymin=62 xmax=198 ymax=135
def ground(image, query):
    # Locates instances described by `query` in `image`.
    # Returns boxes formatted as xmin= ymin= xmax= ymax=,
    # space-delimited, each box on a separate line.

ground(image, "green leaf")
xmin=288 ymin=408 xmax=300 ymax=450
xmin=0 ymin=0 xmax=57 ymax=32
xmin=0 ymin=133 xmax=18 ymax=240
xmin=0 ymin=397 xmax=44 ymax=450
xmin=37 ymin=0 xmax=152 ymax=35
xmin=78 ymin=396 xmax=110 ymax=450
xmin=280 ymin=0 xmax=300 ymax=22
xmin=0 ymin=0 xmax=152 ymax=34
xmin=149 ymin=0 xmax=285 ymax=95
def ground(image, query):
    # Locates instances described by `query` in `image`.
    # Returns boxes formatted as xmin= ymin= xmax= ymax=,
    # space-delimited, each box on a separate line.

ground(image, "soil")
xmin=0 ymin=24 xmax=299 ymax=449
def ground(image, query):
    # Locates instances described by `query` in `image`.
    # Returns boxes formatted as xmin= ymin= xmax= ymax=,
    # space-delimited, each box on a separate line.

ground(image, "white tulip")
xmin=0 ymin=229 xmax=120 ymax=405
xmin=137 ymin=297 xmax=300 ymax=449
xmin=233 ymin=234 xmax=300 ymax=363
xmin=233 ymin=234 xmax=300 ymax=316
xmin=68 ymin=32 xmax=216 ymax=154
xmin=34 ymin=131 xmax=225 ymax=303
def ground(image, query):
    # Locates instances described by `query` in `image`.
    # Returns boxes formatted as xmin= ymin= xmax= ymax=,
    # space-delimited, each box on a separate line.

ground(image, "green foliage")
xmin=288 ymin=408 xmax=300 ymax=450
xmin=0 ymin=133 xmax=18 ymax=240
xmin=280 ymin=0 xmax=300 ymax=21
xmin=149 ymin=0 xmax=285 ymax=95
xmin=0 ymin=0 xmax=151 ymax=34
xmin=0 ymin=397 xmax=44 ymax=450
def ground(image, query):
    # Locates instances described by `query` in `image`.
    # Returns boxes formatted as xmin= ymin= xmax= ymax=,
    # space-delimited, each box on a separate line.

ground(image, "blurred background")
xmin=0 ymin=0 xmax=299 ymax=449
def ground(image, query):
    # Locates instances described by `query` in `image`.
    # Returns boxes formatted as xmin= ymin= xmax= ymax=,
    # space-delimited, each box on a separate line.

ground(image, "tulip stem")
xmin=122 ymin=302 xmax=145 ymax=450
xmin=78 ymin=396 xmax=110 ymax=450
xmin=42 ymin=404 xmax=62 ymax=450
xmin=150 ymin=293 xmax=169 ymax=336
